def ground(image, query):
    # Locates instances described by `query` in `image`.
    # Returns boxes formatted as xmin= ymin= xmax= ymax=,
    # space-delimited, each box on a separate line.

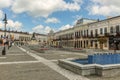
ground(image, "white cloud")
xmin=0 ymin=21 xmax=4 ymax=28
xmin=59 ymin=24 xmax=73 ymax=30
xmin=72 ymin=15 xmax=82 ymax=25
xmin=45 ymin=17 xmax=60 ymax=23
xmin=0 ymin=0 xmax=13 ymax=9
xmin=88 ymin=0 xmax=120 ymax=16
xmin=11 ymin=0 xmax=82 ymax=17
xmin=73 ymin=20 xmax=78 ymax=25
xmin=0 ymin=10 xmax=4 ymax=20
xmin=73 ymin=15 xmax=82 ymax=19
xmin=0 ymin=19 xmax=23 ymax=31
xmin=32 ymin=25 xmax=52 ymax=34
xmin=73 ymin=0 xmax=82 ymax=4
xmin=7 ymin=20 xmax=23 ymax=30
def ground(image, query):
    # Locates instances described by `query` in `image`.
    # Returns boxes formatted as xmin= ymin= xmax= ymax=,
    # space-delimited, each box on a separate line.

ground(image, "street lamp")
xmin=3 ymin=13 xmax=7 ymax=37
xmin=113 ymin=33 xmax=118 ymax=53
xmin=2 ymin=13 xmax=8 ymax=55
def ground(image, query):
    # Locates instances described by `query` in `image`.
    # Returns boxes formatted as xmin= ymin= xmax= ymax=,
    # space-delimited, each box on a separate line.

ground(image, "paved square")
xmin=0 ymin=45 xmax=119 ymax=80
xmin=0 ymin=62 xmax=69 ymax=80
xmin=0 ymin=46 xmax=90 ymax=80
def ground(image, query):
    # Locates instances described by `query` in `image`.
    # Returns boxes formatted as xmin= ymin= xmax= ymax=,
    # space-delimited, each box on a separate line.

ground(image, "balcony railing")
xmin=104 ymin=33 xmax=110 ymax=37
xmin=88 ymin=35 xmax=94 ymax=38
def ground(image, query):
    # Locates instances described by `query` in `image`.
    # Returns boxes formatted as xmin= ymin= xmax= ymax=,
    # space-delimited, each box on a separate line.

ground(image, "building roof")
xmin=89 ymin=15 xmax=120 ymax=25
xmin=0 ymin=29 xmax=29 ymax=34
xmin=34 ymin=33 xmax=47 ymax=36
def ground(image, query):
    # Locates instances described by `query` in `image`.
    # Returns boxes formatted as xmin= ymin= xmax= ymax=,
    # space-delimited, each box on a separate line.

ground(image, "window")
xmin=91 ymin=30 xmax=93 ymax=36
xmin=86 ymin=30 xmax=88 ymax=36
xmin=95 ymin=29 xmax=98 ymax=36
xmin=91 ymin=40 xmax=93 ymax=47
xmin=77 ymin=32 xmax=78 ymax=37
xmin=75 ymin=32 xmax=77 ymax=37
xmin=79 ymin=31 xmax=81 ymax=37
xmin=110 ymin=27 xmax=113 ymax=33
xmin=104 ymin=27 xmax=107 ymax=34
xmin=100 ymin=28 xmax=103 ymax=34
xmin=81 ymin=31 xmax=83 ymax=36
xmin=84 ymin=30 xmax=86 ymax=36
xmin=116 ymin=25 xmax=119 ymax=33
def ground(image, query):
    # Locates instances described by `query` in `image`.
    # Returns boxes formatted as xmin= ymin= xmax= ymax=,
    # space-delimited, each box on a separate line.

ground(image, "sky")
xmin=0 ymin=0 xmax=120 ymax=34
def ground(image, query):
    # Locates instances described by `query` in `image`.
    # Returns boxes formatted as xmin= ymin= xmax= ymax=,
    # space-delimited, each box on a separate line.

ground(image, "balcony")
xmin=104 ymin=33 xmax=110 ymax=37
xmin=75 ymin=35 xmax=81 ymax=39
xmin=88 ymin=35 xmax=93 ymax=38
xmin=82 ymin=35 xmax=87 ymax=38
xmin=93 ymin=34 xmax=99 ymax=38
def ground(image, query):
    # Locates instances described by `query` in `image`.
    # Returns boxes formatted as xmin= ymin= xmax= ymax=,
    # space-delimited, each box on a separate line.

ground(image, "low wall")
xmin=58 ymin=59 xmax=120 ymax=77
xmin=88 ymin=53 xmax=120 ymax=64
xmin=58 ymin=60 xmax=96 ymax=76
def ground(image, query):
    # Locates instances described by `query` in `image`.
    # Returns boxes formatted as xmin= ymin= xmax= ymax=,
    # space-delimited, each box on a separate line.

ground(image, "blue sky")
xmin=0 ymin=0 xmax=120 ymax=34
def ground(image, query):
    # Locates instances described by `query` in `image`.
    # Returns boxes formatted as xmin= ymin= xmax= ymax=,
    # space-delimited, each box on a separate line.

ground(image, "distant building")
xmin=0 ymin=30 xmax=47 ymax=46
xmin=47 ymin=30 xmax=54 ymax=46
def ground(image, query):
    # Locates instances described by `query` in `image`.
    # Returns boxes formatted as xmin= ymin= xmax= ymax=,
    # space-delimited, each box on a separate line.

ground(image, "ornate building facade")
xmin=52 ymin=16 xmax=120 ymax=50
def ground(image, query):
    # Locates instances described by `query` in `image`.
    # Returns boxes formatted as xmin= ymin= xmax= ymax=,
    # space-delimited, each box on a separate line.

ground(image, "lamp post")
xmin=2 ymin=13 xmax=8 ymax=55
xmin=3 ymin=13 xmax=7 ymax=37
xmin=113 ymin=33 xmax=117 ymax=53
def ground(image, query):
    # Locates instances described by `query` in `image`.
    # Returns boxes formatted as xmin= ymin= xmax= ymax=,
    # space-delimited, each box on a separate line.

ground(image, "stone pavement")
xmin=19 ymin=46 xmax=89 ymax=80
xmin=0 ymin=46 xmax=36 ymax=62
xmin=0 ymin=46 xmax=89 ymax=80
xmin=1 ymin=45 xmax=120 ymax=80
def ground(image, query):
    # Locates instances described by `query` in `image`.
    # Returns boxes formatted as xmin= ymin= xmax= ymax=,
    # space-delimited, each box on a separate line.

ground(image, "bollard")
xmin=2 ymin=47 xmax=6 ymax=55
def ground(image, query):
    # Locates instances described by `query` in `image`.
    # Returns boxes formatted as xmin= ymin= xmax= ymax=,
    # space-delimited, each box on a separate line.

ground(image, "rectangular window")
xmin=100 ymin=28 xmax=103 ymax=34
xmin=91 ymin=40 xmax=93 ymax=47
xmin=95 ymin=29 xmax=98 ymax=36
xmin=81 ymin=31 xmax=83 ymax=36
xmin=84 ymin=30 xmax=86 ymax=36
xmin=91 ymin=30 xmax=93 ymax=37
xmin=104 ymin=27 xmax=107 ymax=34
xmin=77 ymin=32 xmax=78 ymax=37
xmin=75 ymin=32 xmax=77 ymax=37
xmin=79 ymin=31 xmax=81 ymax=37
xmin=116 ymin=25 xmax=119 ymax=33
xmin=86 ymin=30 xmax=88 ymax=36
xmin=110 ymin=27 xmax=113 ymax=33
